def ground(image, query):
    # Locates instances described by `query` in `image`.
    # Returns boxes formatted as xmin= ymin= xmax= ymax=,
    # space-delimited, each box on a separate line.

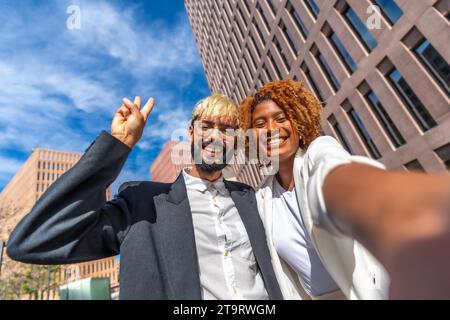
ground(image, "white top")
xmin=272 ymin=177 xmax=339 ymax=297
xmin=182 ymin=169 xmax=269 ymax=300
xmin=256 ymin=136 xmax=390 ymax=300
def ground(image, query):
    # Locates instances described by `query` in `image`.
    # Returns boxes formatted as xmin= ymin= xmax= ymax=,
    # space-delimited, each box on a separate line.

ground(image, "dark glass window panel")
xmin=373 ymin=0 xmax=403 ymax=24
xmin=348 ymin=108 xmax=382 ymax=159
xmin=317 ymin=53 xmax=341 ymax=91
xmin=287 ymin=2 xmax=309 ymax=39
xmin=333 ymin=122 xmax=353 ymax=154
xmin=366 ymin=91 xmax=406 ymax=147
xmin=344 ymin=6 xmax=377 ymax=51
xmin=304 ymin=0 xmax=320 ymax=19
xmin=330 ymin=32 xmax=357 ymax=72
xmin=415 ymin=39 xmax=450 ymax=97
xmin=389 ymin=69 xmax=437 ymax=131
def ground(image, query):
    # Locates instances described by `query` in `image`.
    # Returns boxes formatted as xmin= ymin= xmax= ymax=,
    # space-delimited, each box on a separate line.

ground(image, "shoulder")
xmin=118 ymin=180 xmax=172 ymax=196
xmin=305 ymin=135 xmax=349 ymax=162
xmin=307 ymin=135 xmax=342 ymax=150
xmin=225 ymin=179 xmax=255 ymax=192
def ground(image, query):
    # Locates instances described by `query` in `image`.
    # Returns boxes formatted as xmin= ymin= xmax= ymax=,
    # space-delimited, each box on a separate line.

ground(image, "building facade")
xmin=0 ymin=148 xmax=117 ymax=300
xmin=150 ymin=141 xmax=192 ymax=182
xmin=185 ymin=0 xmax=450 ymax=187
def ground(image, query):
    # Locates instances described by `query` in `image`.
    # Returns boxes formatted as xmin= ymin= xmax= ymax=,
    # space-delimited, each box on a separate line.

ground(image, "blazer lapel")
xmin=153 ymin=174 xmax=201 ymax=299
xmin=225 ymin=180 xmax=283 ymax=299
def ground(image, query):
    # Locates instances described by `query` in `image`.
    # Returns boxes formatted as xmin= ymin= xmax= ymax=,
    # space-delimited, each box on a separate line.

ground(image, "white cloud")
xmin=0 ymin=0 xmax=208 ymax=193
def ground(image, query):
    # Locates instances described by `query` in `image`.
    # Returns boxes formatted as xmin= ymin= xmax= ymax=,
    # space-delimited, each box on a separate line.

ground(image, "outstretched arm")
xmin=323 ymin=162 xmax=450 ymax=299
xmin=7 ymin=96 xmax=155 ymax=264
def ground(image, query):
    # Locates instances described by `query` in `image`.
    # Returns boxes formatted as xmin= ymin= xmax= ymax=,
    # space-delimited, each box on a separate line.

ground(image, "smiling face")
xmin=251 ymin=99 xmax=300 ymax=164
xmin=189 ymin=115 xmax=237 ymax=173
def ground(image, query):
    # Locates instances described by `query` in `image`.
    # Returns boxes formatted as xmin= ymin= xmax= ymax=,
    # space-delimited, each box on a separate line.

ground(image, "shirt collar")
xmin=182 ymin=169 xmax=227 ymax=195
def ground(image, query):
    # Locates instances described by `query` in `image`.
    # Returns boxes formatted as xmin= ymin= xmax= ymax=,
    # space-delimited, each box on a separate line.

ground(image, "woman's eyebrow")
xmin=273 ymin=111 xmax=285 ymax=117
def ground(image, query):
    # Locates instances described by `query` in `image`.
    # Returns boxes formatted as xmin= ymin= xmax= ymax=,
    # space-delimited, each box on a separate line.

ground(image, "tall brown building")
xmin=185 ymin=0 xmax=450 ymax=187
xmin=151 ymin=141 xmax=192 ymax=182
xmin=0 ymin=148 xmax=117 ymax=299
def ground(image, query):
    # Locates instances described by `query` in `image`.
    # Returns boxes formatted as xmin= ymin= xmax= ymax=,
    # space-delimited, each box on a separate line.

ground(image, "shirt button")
xmin=224 ymin=250 xmax=229 ymax=256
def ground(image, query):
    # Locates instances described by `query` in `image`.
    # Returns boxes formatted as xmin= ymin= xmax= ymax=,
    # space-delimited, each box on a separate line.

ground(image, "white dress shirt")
xmin=272 ymin=177 xmax=339 ymax=297
xmin=256 ymin=136 xmax=390 ymax=300
xmin=182 ymin=169 xmax=269 ymax=300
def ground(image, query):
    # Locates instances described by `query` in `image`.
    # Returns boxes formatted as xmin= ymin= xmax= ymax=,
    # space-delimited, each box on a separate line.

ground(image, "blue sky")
xmin=0 ymin=0 xmax=210 ymax=194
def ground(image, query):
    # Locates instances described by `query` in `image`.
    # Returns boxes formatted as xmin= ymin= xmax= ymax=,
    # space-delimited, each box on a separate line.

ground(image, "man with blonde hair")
xmin=7 ymin=94 xmax=283 ymax=300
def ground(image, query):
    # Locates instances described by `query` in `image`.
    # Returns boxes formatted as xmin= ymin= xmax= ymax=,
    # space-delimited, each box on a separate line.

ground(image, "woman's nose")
xmin=266 ymin=120 xmax=280 ymax=136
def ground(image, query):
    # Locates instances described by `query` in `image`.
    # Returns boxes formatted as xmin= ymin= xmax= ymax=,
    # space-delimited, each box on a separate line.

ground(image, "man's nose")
xmin=209 ymin=128 xmax=224 ymax=141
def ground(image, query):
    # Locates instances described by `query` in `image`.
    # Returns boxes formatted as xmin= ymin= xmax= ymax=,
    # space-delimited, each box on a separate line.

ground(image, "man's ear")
xmin=189 ymin=126 xmax=194 ymax=142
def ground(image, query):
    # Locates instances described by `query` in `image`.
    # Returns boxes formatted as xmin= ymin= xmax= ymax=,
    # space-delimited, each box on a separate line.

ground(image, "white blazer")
xmin=255 ymin=136 xmax=390 ymax=300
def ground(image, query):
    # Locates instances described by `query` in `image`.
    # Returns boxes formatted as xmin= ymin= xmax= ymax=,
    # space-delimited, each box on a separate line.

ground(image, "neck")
xmin=187 ymin=165 xmax=222 ymax=182
xmin=276 ymin=155 xmax=296 ymax=191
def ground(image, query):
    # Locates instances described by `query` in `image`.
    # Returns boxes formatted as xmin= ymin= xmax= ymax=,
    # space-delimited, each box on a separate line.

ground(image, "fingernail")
xmin=123 ymin=98 xmax=132 ymax=104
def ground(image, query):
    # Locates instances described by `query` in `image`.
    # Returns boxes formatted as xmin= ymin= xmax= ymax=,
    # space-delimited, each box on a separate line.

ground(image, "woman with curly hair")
xmin=240 ymin=79 xmax=450 ymax=300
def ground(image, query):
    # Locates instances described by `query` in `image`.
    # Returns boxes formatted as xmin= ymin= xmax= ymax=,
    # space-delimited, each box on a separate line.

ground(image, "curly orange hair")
xmin=239 ymin=79 xmax=322 ymax=149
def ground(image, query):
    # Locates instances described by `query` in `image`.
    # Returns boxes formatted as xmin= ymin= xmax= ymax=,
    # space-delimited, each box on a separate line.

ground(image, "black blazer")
xmin=7 ymin=131 xmax=283 ymax=300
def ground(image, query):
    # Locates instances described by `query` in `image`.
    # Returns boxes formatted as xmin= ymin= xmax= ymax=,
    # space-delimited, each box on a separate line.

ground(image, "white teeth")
xmin=267 ymin=138 xmax=287 ymax=145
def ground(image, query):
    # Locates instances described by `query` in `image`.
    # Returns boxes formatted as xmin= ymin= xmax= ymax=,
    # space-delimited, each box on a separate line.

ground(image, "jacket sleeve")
xmin=305 ymin=136 xmax=386 ymax=236
xmin=6 ymin=130 xmax=135 ymax=265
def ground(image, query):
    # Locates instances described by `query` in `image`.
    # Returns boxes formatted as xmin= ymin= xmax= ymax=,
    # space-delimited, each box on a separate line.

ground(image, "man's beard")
xmin=190 ymin=140 xmax=229 ymax=173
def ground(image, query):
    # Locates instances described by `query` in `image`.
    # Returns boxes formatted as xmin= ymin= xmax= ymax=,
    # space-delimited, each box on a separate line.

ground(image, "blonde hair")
xmin=191 ymin=94 xmax=239 ymax=127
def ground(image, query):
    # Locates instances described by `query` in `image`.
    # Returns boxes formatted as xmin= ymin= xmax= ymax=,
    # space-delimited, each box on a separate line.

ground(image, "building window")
xmin=323 ymin=23 xmax=357 ymax=73
xmin=267 ymin=0 xmax=277 ymax=16
xmin=403 ymin=159 xmax=425 ymax=172
xmin=312 ymin=45 xmax=341 ymax=91
xmin=278 ymin=20 xmax=300 ymax=53
xmin=286 ymin=2 xmax=309 ymax=39
xmin=342 ymin=4 xmax=377 ymax=51
xmin=301 ymin=63 xmax=325 ymax=104
xmin=235 ymin=19 xmax=245 ymax=41
xmin=414 ymin=39 xmax=450 ymax=97
xmin=253 ymin=19 xmax=266 ymax=46
xmin=250 ymin=31 xmax=261 ymax=58
xmin=344 ymin=102 xmax=382 ymax=159
xmin=388 ymin=68 xmax=437 ymax=131
xmin=434 ymin=143 xmax=450 ymax=169
xmin=328 ymin=115 xmax=353 ymax=154
xmin=274 ymin=37 xmax=290 ymax=71
xmin=372 ymin=0 xmax=403 ymax=25
xmin=256 ymin=3 xmax=270 ymax=33
xmin=246 ymin=46 xmax=258 ymax=72
xmin=242 ymin=0 xmax=251 ymax=15
xmin=362 ymin=87 xmax=406 ymax=147
xmin=269 ymin=51 xmax=283 ymax=79
xmin=262 ymin=63 xmax=271 ymax=81
xmin=304 ymin=0 xmax=320 ymax=19
xmin=434 ymin=0 xmax=450 ymax=20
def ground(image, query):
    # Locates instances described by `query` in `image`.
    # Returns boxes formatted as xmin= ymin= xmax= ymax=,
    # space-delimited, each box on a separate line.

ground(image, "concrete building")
xmin=185 ymin=0 xmax=450 ymax=187
xmin=151 ymin=140 xmax=192 ymax=182
xmin=0 ymin=148 xmax=117 ymax=299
